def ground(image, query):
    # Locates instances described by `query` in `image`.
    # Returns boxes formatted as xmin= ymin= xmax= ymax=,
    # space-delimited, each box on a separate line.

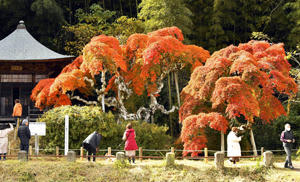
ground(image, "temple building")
xmin=0 ymin=21 xmax=74 ymax=121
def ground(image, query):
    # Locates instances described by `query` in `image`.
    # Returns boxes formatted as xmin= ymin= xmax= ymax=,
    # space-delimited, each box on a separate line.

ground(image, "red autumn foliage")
xmin=30 ymin=78 xmax=71 ymax=110
xmin=179 ymin=40 xmax=298 ymax=156
xmin=31 ymin=27 xmax=210 ymax=113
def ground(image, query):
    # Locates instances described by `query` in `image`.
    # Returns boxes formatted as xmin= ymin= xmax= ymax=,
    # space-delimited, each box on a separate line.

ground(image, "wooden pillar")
xmin=221 ymin=131 xmax=225 ymax=152
xmin=139 ymin=147 xmax=143 ymax=162
xmin=204 ymin=148 xmax=208 ymax=163
xmin=56 ymin=146 xmax=59 ymax=158
xmin=108 ymin=147 xmax=111 ymax=156
xmin=80 ymin=147 xmax=84 ymax=160
xmin=171 ymin=147 xmax=175 ymax=153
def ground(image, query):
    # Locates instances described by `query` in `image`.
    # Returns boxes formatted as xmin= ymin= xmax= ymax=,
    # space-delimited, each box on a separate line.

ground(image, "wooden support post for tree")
xmin=261 ymin=147 xmax=264 ymax=160
xmin=56 ymin=146 xmax=59 ymax=158
xmin=14 ymin=118 xmax=20 ymax=140
xmin=80 ymin=147 xmax=84 ymax=160
xmin=108 ymin=147 xmax=112 ymax=156
xmin=249 ymin=129 xmax=258 ymax=156
xmin=204 ymin=148 xmax=208 ymax=163
xmin=221 ymin=131 xmax=225 ymax=152
xmin=167 ymin=73 xmax=173 ymax=136
xmin=139 ymin=147 xmax=143 ymax=161
xmin=174 ymin=72 xmax=181 ymax=106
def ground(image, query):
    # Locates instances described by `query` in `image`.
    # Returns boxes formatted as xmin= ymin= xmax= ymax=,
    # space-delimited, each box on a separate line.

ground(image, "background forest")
xmin=0 ymin=0 xmax=299 ymax=151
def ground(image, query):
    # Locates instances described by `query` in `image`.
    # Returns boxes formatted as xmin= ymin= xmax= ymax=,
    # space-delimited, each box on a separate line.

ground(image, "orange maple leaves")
xmin=179 ymin=40 xmax=298 ymax=156
xmin=31 ymin=27 xmax=209 ymax=110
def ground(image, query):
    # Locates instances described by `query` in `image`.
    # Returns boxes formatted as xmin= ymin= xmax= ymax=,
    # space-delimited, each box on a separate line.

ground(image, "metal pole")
xmin=65 ymin=115 xmax=69 ymax=155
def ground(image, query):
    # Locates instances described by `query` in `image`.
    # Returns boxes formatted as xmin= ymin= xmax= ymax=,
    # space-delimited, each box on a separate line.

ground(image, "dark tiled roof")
xmin=0 ymin=20 xmax=74 ymax=62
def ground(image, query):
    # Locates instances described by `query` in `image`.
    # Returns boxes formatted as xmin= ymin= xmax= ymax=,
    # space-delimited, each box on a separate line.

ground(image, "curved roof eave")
xmin=0 ymin=21 xmax=74 ymax=62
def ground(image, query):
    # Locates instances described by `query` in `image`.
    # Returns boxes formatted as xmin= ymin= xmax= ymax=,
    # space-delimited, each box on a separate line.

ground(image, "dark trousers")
xmin=0 ymin=153 xmax=6 ymax=160
xmin=87 ymin=151 xmax=96 ymax=162
xmin=20 ymin=144 xmax=29 ymax=153
xmin=284 ymin=146 xmax=292 ymax=167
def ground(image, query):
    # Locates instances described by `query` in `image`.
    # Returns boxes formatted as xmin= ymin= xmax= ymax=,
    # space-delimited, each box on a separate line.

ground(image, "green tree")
xmin=31 ymin=0 xmax=66 ymax=50
xmin=108 ymin=16 xmax=145 ymax=44
xmin=56 ymin=4 xmax=116 ymax=56
xmin=285 ymin=0 xmax=300 ymax=49
xmin=138 ymin=0 xmax=193 ymax=37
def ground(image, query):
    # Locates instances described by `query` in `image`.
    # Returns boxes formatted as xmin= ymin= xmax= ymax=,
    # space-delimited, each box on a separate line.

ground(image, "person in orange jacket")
xmin=12 ymin=99 xmax=22 ymax=126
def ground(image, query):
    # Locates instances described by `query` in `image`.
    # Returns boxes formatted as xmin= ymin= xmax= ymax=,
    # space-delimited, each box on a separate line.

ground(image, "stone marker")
xmin=67 ymin=151 xmax=76 ymax=162
xmin=166 ymin=152 xmax=175 ymax=167
xmin=263 ymin=151 xmax=273 ymax=167
xmin=18 ymin=150 xmax=28 ymax=162
xmin=116 ymin=152 xmax=125 ymax=162
xmin=214 ymin=151 xmax=224 ymax=169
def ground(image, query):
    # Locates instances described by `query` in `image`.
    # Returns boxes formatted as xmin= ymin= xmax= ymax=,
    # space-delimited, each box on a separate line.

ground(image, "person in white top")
xmin=227 ymin=127 xmax=242 ymax=164
xmin=0 ymin=123 xmax=14 ymax=160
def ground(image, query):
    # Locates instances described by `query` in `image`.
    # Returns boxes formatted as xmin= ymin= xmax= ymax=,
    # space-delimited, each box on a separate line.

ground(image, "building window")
xmin=0 ymin=74 xmax=32 ymax=83
xmin=35 ymin=74 xmax=48 ymax=82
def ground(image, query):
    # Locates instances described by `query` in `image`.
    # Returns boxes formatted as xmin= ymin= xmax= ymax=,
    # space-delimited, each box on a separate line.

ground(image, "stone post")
xmin=263 ymin=151 xmax=273 ymax=167
xmin=166 ymin=152 xmax=175 ymax=167
xmin=116 ymin=152 xmax=125 ymax=162
xmin=18 ymin=150 xmax=28 ymax=162
xmin=67 ymin=151 xmax=76 ymax=162
xmin=214 ymin=152 xmax=224 ymax=169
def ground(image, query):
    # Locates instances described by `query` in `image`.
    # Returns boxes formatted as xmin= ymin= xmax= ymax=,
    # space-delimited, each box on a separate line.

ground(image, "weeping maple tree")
xmin=179 ymin=40 xmax=298 ymax=157
xmin=31 ymin=27 xmax=210 ymax=123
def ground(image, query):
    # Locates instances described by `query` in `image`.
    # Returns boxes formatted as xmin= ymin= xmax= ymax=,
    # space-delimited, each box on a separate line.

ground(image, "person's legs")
xmin=128 ymin=157 xmax=131 ymax=163
xmin=132 ymin=156 xmax=135 ymax=164
xmin=284 ymin=146 xmax=293 ymax=168
xmin=92 ymin=152 xmax=96 ymax=162
xmin=0 ymin=153 xmax=2 ymax=160
xmin=3 ymin=153 xmax=6 ymax=160
xmin=20 ymin=144 xmax=24 ymax=151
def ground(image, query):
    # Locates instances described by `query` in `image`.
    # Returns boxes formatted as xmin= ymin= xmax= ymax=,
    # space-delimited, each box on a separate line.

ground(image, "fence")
xmin=4 ymin=145 xmax=298 ymax=161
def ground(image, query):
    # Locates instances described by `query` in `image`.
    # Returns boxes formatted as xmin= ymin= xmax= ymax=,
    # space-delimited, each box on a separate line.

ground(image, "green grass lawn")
xmin=0 ymin=156 xmax=299 ymax=182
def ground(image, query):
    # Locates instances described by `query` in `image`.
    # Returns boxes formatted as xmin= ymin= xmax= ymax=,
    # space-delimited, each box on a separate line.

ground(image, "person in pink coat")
xmin=122 ymin=123 xmax=138 ymax=164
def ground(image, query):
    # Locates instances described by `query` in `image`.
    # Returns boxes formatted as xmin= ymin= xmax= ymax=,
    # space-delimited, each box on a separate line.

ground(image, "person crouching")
xmin=82 ymin=131 xmax=102 ymax=162
xmin=123 ymin=123 xmax=138 ymax=164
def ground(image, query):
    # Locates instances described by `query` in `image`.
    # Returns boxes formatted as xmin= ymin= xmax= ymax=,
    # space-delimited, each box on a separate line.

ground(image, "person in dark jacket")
xmin=17 ymin=119 xmax=31 ymax=153
xmin=82 ymin=131 xmax=102 ymax=162
xmin=280 ymin=123 xmax=295 ymax=169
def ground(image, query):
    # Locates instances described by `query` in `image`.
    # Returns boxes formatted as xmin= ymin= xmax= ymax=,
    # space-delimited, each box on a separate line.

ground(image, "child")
xmin=123 ymin=123 xmax=138 ymax=164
